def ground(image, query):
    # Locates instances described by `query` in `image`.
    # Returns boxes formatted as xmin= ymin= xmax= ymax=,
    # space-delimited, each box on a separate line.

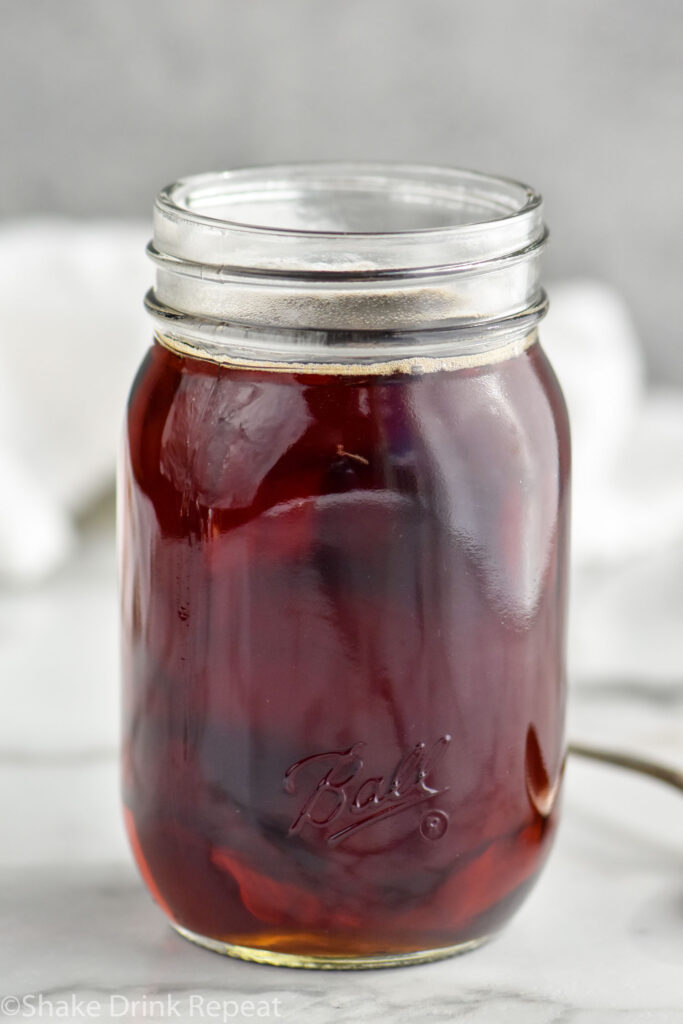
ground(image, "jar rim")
xmin=147 ymin=162 xmax=547 ymax=349
xmin=152 ymin=163 xmax=544 ymax=275
xmin=159 ymin=162 xmax=541 ymax=236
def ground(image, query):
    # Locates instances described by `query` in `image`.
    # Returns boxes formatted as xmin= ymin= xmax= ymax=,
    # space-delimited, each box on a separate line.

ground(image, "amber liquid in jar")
xmin=120 ymin=335 xmax=569 ymax=965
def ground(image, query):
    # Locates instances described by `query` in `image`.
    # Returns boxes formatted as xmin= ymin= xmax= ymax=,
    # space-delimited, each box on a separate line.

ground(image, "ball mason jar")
xmin=119 ymin=164 xmax=570 ymax=969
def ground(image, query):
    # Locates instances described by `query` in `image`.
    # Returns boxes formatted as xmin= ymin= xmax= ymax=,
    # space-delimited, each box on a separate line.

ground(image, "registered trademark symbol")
xmin=420 ymin=809 xmax=449 ymax=841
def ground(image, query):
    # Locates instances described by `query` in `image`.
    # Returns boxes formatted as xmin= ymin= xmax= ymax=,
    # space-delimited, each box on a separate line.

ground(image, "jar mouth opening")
xmin=162 ymin=163 xmax=540 ymax=240
xmin=153 ymin=163 xmax=544 ymax=276
xmin=148 ymin=163 xmax=547 ymax=341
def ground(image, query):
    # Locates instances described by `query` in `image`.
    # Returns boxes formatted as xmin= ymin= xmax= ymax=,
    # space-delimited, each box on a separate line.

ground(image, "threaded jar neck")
xmin=145 ymin=163 xmax=548 ymax=370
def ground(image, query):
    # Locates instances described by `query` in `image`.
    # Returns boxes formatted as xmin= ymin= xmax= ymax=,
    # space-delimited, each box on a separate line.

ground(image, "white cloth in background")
xmin=541 ymin=281 xmax=683 ymax=565
xmin=1 ymin=221 xmax=683 ymax=585
xmin=0 ymin=221 xmax=149 ymax=583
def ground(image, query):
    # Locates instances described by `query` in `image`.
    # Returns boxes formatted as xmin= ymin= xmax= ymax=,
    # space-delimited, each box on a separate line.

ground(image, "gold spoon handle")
xmin=569 ymin=741 xmax=683 ymax=794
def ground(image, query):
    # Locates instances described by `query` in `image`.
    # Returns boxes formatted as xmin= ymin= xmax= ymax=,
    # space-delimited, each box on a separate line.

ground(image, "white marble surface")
xmin=1 ymin=510 xmax=683 ymax=1023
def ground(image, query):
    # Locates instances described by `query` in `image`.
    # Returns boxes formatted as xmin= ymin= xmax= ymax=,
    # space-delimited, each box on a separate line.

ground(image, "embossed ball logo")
xmin=283 ymin=736 xmax=451 ymax=845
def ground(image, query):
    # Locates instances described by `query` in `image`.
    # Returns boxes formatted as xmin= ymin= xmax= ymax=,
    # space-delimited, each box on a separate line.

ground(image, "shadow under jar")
xmin=119 ymin=164 xmax=570 ymax=969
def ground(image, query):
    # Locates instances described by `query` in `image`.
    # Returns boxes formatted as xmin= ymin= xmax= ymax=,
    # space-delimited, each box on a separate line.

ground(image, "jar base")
xmin=171 ymin=922 xmax=492 ymax=970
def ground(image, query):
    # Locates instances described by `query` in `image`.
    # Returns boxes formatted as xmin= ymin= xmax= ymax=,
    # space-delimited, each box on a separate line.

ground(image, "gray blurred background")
xmin=2 ymin=0 xmax=681 ymax=380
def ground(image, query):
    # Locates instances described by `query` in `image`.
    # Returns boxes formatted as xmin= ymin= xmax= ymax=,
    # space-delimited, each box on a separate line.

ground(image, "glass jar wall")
xmin=119 ymin=165 xmax=570 ymax=968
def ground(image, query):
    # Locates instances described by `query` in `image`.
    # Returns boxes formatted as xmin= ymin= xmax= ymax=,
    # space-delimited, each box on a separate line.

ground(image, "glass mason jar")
xmin=119 ymin=164 xmax=570 ymax=969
